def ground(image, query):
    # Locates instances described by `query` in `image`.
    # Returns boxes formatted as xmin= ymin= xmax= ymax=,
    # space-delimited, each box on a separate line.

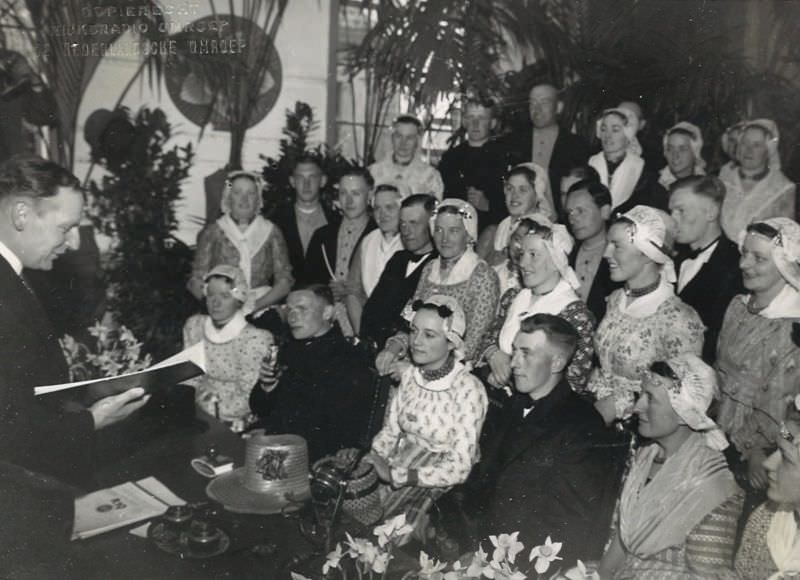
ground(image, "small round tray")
xmin=148 ymin=521 xmax=231 ymax=559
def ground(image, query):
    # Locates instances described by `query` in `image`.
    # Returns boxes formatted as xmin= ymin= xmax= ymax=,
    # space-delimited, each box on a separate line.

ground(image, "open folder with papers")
xmin=35 ymin=342 xmax=206 ymax=397
xmin=72 ymin=476 xmax=185 ymax=540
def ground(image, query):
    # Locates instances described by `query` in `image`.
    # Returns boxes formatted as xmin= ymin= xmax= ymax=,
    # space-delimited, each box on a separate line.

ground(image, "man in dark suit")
xmin=249 ymin=285 xmax=376 ymax=461
xmin=468 ymin=314 xmax=626 ymax=563
xmin=670 ymin=175 xmax=744 ymax=364
xmin=271 ymin=155 xmax=337 ymax=283
xmin=505 ymin=82 xmax=590 ymax=218
xmin=0 ymin=155 xmax=149 ymax=487
xmin=360 ymin=194 xmax=437 ymax=351
xmin=438 ymin=99 xmax=508 ymax=232
xmin=304 ymin=167 xmax=376 ymax=289
xmin=565 ymin=180 xmax=621 ymax=322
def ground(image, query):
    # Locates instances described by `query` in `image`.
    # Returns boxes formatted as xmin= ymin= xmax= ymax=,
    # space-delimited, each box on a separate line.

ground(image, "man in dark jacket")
xmin=565 ymin=180 xmax=621 ymax=322
xmin=438 ymin=99 xmax=508 ymax=232
xmin=0 ymin=155 xmax=149 ymax=488
xmin=360 ymin=194 xmax=437 ymax=351
xmin=505 ymin=82 xmax=590 ymax=218
xmin=670 ymin=175 xmax=744 ymax=364
xmin=303 ymin=167 xmax=376 ymax=287
xmin=249 ymin=285 xmax=376 ymax=461
xmin=470 ymin=314 xmax=626 ymax=563
xmin=271 ymin=155 xmax=338 ymax=283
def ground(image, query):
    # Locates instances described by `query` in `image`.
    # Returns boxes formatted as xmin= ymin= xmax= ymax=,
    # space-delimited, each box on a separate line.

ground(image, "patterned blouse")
xmin=371 ymin=361 xmax=488 ymax=488
xmin=479 ymin=286 xmax=596 ymax=394
xmin=389 ymin=259 xmax=500 ymax=364
xmin=716 ymin=296 xmax=800 ymax=456
xmin=182 ymin=315 xmax=273 ymax=422
xmin=589 ymin=290 xmax=704 ymax=419
xmin=189 ymin=221 xmax=294 ymax=290
xmin=735 ymin=503 xmax=794 ymax=579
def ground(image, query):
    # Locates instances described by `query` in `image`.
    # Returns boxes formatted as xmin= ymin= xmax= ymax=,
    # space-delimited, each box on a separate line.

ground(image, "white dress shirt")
xmin=677 ymin=240 xmax=718 ymax=293
xmin=0 ymin=240 xmax=22 ymax=275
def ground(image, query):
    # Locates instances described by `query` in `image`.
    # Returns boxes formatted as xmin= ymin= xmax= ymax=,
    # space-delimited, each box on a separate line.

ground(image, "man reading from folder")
xmin=0 ymin=155 xmax=150 ymax=487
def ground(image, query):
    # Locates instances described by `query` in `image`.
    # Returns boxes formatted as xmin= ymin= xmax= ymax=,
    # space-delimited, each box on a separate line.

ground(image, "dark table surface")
xmin=61 ymin=392 xmax=323 ymax=580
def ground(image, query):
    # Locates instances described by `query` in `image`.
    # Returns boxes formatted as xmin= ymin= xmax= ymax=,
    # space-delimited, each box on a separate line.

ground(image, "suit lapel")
xmin=0 ymin=257 xmax=69 ymax=383
xmin=0 ymin=260 xmax=53 ymax=342
xmin=678 ymin=239 xmax=727 ymax=298
xmin=498 ymin=381 xmax=572 ymax=468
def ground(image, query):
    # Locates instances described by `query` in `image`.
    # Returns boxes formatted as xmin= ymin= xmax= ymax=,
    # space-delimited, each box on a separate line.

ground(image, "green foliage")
xmin=260 ymin=101 xmax=356 ymax=217
xmin=88 ymin=107 xmax=195 ymax=360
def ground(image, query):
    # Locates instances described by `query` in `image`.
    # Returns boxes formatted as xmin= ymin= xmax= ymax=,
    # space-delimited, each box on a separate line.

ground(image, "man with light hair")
xmin=669 ymin=175 xmax=743 ymax=363
xmin=369 ymin=115 xmax=444 ymax=200
xmin=439 ymin=98 xmax=507 ymax=231
xmin=346 ymin=183 xmax=404 ymax=332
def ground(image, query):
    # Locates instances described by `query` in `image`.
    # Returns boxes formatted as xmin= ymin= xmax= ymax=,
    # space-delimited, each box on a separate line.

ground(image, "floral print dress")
xmin=589 ymin=289 xmax=704 ymax=419
xmin=371 ymin=360 xmax=488 ymax=529
xmin=183 ymin=314 xmax=273 ymax=423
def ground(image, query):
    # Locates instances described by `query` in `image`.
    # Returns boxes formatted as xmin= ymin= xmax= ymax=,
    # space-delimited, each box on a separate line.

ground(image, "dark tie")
xmin=675 ymin=237 xmax=719 ymax=263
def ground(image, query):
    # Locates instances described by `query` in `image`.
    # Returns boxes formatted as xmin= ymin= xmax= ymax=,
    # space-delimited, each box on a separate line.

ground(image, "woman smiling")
xmin=479 ymin=215 xmax=595 ymax=394
xmin=588 ymin=108 xmax=666 ymax=214
xmin=188 ymin=171 xmax=293 ymax=315
xmin=183 ymin=265 xmax=273 ymax=429
xmin=376 ymin=199 xmax=499 ymax=371
xmin=477 ymin=164 xmax=555 ymax=267
xmin=716 ymin=217 xmax=800 ymax=495
xmin=719 ymin=119 xmax=796 ymax=240
xmin=589 ymin=206 xmax=704 ymax=424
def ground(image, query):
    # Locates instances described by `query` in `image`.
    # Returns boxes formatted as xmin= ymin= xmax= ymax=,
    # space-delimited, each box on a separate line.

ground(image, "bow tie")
xmin=408 ymin=252 xmax=429 ymax=264
xmin=676 ymin=238 xmax=719 ymax=262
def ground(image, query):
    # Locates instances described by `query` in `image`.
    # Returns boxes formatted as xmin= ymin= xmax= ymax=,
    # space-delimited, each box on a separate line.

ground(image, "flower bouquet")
xmin=60 ymin=322 xmax=152 ymax=402
xmin=290 ymin=514 xmax=599 ymax=580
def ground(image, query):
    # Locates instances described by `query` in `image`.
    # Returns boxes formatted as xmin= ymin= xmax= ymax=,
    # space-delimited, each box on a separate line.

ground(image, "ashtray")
xmin=148 ymin=520 xmax=231 ymax=559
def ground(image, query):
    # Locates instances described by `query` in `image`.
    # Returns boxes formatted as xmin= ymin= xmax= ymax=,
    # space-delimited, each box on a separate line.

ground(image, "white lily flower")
xmin=528 ymin=536 xmax=563 ymax=575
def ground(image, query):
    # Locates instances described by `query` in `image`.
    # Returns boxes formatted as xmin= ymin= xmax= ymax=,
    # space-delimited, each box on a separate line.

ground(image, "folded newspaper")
xmin=35 ymin=342 xmax=206 ymax=396
xmin=72 ymin=476 xmax=184 ymax=540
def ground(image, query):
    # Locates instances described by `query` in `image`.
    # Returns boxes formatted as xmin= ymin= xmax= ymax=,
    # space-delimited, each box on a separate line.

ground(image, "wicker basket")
xmin=312 ymin=450 xmax=383 ymax=527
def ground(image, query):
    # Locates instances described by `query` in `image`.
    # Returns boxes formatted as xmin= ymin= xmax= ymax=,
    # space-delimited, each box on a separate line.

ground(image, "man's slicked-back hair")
xmin=564 ymin=164 xmax=600 ymax=184
xmin=292 ymin=153 xmax=324 ymax=173
xmin=294 ymin=283 xmax=334 ymax=306
xmin=0 ymin=155 xmax=81 ymax=202
xmin=401 ymin=193 xmax=437 ymax=215
xmin=669 ymin=174 xmax=726 ymax=205
xmin=518 ymin=313 xmax=579 ymax=361
xmin=567 ymin=179 xmax=613 ymax=209
xmin=339 ymin=166 xmax=375 ymax=189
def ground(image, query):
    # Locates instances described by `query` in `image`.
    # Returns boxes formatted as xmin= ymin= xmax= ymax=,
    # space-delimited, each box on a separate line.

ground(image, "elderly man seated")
xmin=466 ymin=314 xmax=626 ymax=564
xmin=248 ymin=285 xmax=376 ymax=461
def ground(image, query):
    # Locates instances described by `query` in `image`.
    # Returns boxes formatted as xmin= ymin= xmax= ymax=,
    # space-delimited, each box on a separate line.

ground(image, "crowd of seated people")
xmin=7 ymin=72 xmax=800 ymax=576
xmin=160 ymin=81 xmax=800 ymax=575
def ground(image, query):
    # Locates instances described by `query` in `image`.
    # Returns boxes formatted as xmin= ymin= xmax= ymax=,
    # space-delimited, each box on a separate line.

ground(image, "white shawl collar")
xmin=767 ymin=507 xmax=800 ymax=578
xmin=203 ymin=311 xmax=248 ymax=344
xmin=498 ymin=279 xmax=580 ymax=354
xmin=589 ymin=152 xmax=644 ymax=210
xmin=745 ymin=284 xmax=800 ymax=320
xmin=216 ymin=214 xmax=273 ymax=285
xmin=428 ymin=248 xmax=480 ymax=285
